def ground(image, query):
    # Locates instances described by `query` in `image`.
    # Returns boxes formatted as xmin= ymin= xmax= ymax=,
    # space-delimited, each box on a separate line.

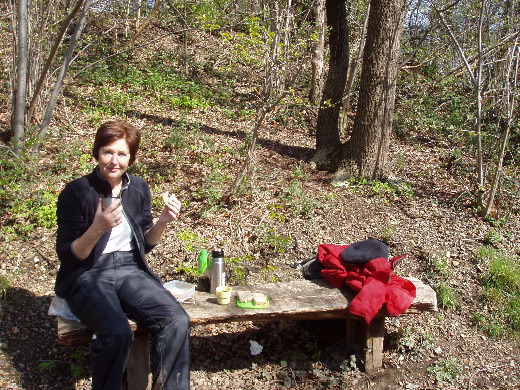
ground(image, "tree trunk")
xmin=12 ymin=0 xmax=29 ymax=155
xmin=309 ymin=0 xmax=326 ymax=105
xmin=314 ymin=0 xmax=349 ymax=156
xmin=332 ymin=0 xmax=407 ymax=182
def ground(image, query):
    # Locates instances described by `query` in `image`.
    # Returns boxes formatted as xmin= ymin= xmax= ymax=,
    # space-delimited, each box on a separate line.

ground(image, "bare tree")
xmin=223 ymin=0 xmax=308 ymax=202
xmin=33 ymin=0 xmax=93 ymax=154
xmin=132 ymin=0 xmax=162 ymax=43
xmin=27 ymin=0 xmax=85 ymax=126
xmin=485 ymin=38 xmax=519 ymax=217
xmin=12 ymin=0 xmax=29 ymax=155
xmin=433 ymin=0 xmax=520 ymax=217
xmin=340 ymin=2 xmax=370 ymax=131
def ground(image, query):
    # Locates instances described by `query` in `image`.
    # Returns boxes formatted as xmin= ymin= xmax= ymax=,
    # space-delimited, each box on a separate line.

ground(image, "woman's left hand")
xmin=159 ymin=192 xmax=181 ymax=223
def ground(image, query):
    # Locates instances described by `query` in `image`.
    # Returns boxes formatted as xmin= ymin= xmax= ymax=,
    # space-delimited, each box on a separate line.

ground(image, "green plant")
xmin=194 ymin=167 xmax=231 ymax=217
xmin=280 ymin=181 xmax=322 ymax=218
xmin=266 ymin=204 xmax=287 ymax=222
xmin=394 ymin=153 xmax=406 ymax=169
xmin=175 ymin=262 xmax=197 ymax=277
xmin=335 ymin=177 xmax=413 ymax=200
xmin=430 ymin=252 xmax=451 ymax=278
xmin=39 ymin=348 xmax=89 ymax=378
xmin=262 ymin=264 xmax=280 ymax=282
xmin=300 ymin=330 xmax=322 ymax=360
xmin=226 ymin=254 xmax=254 ymax=284
xmin=0 ymin=275 xmax=10 ymax=299
xmin=258 ymin=227 xmax=293 ymax=255
xmin=428 ymin=358 xmax=462 ymax=384
xmin=378 ymin=226 xmax=396 ymax=244
xmin=175 ymin=229 xmax=202 ymax=252
xmin=436 ymin=281 xmax=457 ymax=310
xmin=33 ymin=190 xmax=58 ymax=229
xmin=484 ymin=229 xmax=504 ymax=247
xmin=474 ymin=246 xmax=520 ymax=338
xmin=396 ymin=326 xmax=432 ymax=359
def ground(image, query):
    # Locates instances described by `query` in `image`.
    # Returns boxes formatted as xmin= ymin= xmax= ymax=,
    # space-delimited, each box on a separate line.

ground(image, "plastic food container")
xmin=164 ymin=280 xmax=195 ymax=303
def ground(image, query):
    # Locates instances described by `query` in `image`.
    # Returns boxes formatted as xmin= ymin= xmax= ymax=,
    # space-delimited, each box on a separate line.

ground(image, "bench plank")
xmin=185 ymin=277 xmax=436 ymax=324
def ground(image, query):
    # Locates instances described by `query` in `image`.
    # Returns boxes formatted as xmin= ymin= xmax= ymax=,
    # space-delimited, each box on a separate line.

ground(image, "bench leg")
xmin=345 ymin=317 xmax=385 ymax=372
xmin=126 ymin=333 xmax=152 ymax=390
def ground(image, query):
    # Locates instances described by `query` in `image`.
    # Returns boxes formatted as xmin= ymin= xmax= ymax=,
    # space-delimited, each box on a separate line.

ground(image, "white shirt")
xmin=102 ymin=213 xmax=134 ymax=253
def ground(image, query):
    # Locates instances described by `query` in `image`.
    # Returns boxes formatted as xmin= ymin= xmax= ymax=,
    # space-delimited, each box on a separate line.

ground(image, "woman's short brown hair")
xmin=92 ymin=121 xmax=141 ymax=165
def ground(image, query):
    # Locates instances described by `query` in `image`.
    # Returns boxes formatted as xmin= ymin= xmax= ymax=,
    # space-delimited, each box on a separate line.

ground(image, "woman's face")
xmin=97 ymin=138 xmax=131 ymax=184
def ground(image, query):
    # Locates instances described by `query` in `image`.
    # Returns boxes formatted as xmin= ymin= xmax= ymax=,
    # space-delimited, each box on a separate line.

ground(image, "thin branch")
xmin=443 ymin=30 xmax=520 ymax=79
xmin=32 ymin=0 xmax=93 ymax=155
xmin=27 ymin=0 xmax=85 ymax=125
xmin=431 ymin=0 xmax=477 ymax=88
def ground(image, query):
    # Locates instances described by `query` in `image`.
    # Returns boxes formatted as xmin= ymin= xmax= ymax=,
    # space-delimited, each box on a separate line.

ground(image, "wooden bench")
xmin=56 ymin=277 xmax=437 ymax=389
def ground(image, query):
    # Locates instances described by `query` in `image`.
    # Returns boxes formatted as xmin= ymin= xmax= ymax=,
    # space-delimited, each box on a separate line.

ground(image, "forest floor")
xmin=1 ymin=107 xmax=519 ymax=390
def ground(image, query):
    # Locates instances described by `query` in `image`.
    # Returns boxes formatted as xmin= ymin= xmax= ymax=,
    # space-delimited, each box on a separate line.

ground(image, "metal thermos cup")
xmin=101 ymin=196 xmax=119 ymax=211
xmin=210 ymin=249 xmax=225 ymax=294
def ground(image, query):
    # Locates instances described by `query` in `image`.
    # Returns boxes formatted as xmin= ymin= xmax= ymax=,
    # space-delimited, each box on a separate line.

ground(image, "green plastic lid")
xmin=197 ymin=250 xmax=208 ymax=274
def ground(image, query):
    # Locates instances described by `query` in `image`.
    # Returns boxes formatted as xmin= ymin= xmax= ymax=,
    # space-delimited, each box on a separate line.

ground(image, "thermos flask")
xmin=210 ymin=248 xmax=225 ymax=294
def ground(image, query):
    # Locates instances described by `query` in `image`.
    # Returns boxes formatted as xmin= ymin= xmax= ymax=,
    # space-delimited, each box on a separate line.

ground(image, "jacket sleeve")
xmin=55 ymin=182 xmax=93 ymax=266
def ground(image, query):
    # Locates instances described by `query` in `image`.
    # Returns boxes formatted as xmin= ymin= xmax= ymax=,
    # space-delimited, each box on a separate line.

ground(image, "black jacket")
xmin=55 ymin=168 xmax=160 ymax=297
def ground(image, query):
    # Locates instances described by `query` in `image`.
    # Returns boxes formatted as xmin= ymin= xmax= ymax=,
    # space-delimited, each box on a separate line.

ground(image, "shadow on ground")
xmin=0 ymin=287 xmax=88 ymax=390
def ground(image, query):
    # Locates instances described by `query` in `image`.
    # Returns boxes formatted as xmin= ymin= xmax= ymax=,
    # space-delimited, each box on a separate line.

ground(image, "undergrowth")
xmin=473 ymin=246 xmax=520 ymax=341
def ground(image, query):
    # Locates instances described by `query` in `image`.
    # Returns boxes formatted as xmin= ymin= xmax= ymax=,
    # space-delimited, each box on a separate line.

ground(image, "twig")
xmin=0 ymin=144 xmax=19 ymax=159
xmin=31 ymin=243 xmax=56 ymax=267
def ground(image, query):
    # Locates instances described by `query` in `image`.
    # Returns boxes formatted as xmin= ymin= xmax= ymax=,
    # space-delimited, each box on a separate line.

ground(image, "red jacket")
xmin=317 ymin=244 xmax=416 ymax=324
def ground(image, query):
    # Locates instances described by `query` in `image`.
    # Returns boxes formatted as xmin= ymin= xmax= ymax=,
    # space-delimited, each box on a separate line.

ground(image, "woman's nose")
xmin=111 ymin=154 xmax=119 ymax=164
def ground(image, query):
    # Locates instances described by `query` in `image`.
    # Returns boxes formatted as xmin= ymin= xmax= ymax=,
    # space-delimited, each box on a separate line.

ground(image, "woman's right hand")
xmin=93 ymin=198 xmax=123 ymax=233
xmin=71 ymin=199 xmax=123 ymax=260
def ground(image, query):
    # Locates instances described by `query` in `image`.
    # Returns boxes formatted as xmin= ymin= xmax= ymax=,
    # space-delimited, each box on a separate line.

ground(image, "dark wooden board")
xmin=57 ymin=277 xmax=437 ymax=346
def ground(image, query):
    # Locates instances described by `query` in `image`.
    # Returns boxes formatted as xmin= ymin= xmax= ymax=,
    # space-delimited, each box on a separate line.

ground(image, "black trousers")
xmin=65 ymin=251 xmax=190 ymax=390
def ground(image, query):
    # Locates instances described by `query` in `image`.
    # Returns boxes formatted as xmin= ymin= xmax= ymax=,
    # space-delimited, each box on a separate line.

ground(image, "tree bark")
xmin=314 ymin=0 xmax=349 ymax=155
xmin=12 ymin=0 xmax=29 ymax=155
xmin=309 ymin=0 xmax=326 ymax=105
xmin=333 ymin=0 xmax=407 ymax=182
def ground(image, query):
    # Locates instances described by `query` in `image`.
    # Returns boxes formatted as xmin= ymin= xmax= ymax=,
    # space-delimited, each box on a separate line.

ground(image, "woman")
xmin=55 ymin=121 xmax=190 ymax=390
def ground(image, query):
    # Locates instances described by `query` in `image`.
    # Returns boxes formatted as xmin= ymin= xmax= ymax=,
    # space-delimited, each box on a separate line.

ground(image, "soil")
xmin=1 ymin=70 xmax=519 ymax=389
